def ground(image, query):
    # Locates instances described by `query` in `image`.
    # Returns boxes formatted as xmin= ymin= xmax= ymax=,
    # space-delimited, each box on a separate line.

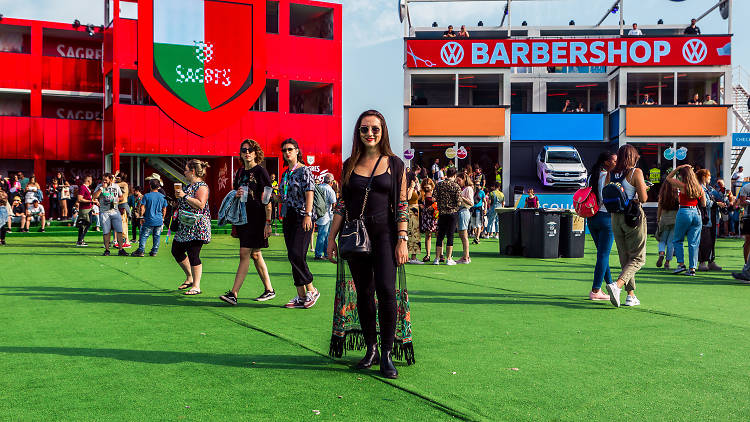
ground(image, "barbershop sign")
xmin=406 ymin=36 xmax=731 ymax=68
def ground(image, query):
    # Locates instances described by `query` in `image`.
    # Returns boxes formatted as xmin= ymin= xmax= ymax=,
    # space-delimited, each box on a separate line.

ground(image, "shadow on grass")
xmin=412 ymin=290 xmax=607 ymax=310
xmin=0 ymin=346 xmax=348 ymax=371
xmin=0 ymin=286 xmax=280 ymax=308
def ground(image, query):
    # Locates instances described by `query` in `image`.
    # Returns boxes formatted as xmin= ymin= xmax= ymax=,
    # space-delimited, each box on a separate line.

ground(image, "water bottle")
xmin=240 ymin=186 xmax=248 ymax=203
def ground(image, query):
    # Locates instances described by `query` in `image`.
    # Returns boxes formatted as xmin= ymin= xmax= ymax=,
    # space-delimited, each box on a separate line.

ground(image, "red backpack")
xmin=573 ymin=186 xmax=599 ymax=218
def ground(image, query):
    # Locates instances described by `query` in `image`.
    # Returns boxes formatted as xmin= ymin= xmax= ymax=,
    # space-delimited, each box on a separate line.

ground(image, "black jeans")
xmin=283 ymin=212 xmax=313 ymax=287
xmin=698 ymin=225 xmax=716 ymax=263
xmin=347 ymin=216 xmax=397 ymax=352
xmin=436 ymin=213 xmax=458 ymax=248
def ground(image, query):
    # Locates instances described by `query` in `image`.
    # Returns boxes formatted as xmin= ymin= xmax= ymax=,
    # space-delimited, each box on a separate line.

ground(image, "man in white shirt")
xmin=431 ymin=158 xmax=440 ymax=181
xmin=313 ymin=174 xmax=337 ymax=260
xmin=628 ymin=23 xmax=643 ymax=36
xmin=24 ymin=199 xmax=46 ymax=232
xmin=732 ymin=166 xmax=745 ymax=196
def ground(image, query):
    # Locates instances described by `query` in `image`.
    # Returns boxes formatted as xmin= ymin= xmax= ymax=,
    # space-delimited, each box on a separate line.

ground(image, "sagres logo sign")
xmin=440 ymin=42 xmax=464 ymax=66
xmin=682 ymin=39 xmax=707 ymax=64
xmin=138 ymin=0 xmax=266 ymax=137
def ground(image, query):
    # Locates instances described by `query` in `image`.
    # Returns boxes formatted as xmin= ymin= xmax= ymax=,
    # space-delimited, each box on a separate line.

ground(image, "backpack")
xmin=573 ymin=187 xmax=599 ymax=218
xmin=313 ymin=184 xmax=328 ymax=218
xmin=601 ymin=171 xmax=631 ymax=213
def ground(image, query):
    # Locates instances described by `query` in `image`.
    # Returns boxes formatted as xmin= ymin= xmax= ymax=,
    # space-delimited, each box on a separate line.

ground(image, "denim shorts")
xmin=458 ymin=208 xmax=470 ymax=231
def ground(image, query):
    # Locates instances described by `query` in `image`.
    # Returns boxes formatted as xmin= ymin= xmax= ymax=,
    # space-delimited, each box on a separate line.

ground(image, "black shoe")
xmin=1 ymin=240 xmax=5 ymax=245
xmin=421 ymin=255 xmax=431 ymax=263
xmin=76 ymin=241 xmax=89 ymax=247
xmin=149 ymin=251 xmax=157 ymax=257
xmin=102 ymin=249 xmax=111 ymax=256
xmin=379 ymin=350 xmax=398 ymax=379
xmin=732 ymin=272 xmax=750 ymax=282
xmin=355 ymin=344 xmax=380 ymax=369
xmin=118 ymin=249 xmax=128 ymax=256
xmin=439 ymin=256 xmax=445 ymax=263
xmin=254 ymin=290 xmax=276 ymax=301
xmin=472 ymin=239 xmax=479 ymax=245
xmin=39 ymin=228 xmax=45 ymax=233
xmin=131 ymin=250 xmax=145 ymax=257
xmin=219 ymin=291 xmax=238 ymax=306
xmin=656 ymin=254 xmax=664 ymax=268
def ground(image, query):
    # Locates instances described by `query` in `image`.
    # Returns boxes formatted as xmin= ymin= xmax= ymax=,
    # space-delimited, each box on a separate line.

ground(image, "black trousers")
xmin=347 ymin=216 xmax=397 ymax=352
xmin=171 ymin=239 xmax=204 ymax=266
xmin=0 ymin=226 xmax=7 ymax=241
xmin=77 ymin=209 xmax=91 ymax=243
xmin=698 ymin=225 xmax=716 ymax=263
xmin=283 ymin=212 xmax=313 ymax=287
xmin=436 ymin=213 xmax=458 ymax=248
xmin=132 ymin=217 xmax=142 ymax=243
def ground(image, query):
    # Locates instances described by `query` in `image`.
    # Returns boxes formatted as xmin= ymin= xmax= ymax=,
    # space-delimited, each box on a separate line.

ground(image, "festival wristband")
xmin=396 ymin=200 xmax=408 ymax=223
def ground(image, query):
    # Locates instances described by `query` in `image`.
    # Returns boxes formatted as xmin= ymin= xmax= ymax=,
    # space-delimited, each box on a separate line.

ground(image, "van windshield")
xmin=546 ymin=151 xmax=581 ymax=164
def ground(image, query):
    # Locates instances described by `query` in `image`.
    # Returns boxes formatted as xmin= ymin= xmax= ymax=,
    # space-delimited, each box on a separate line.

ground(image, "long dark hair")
xmin=611 ymin=144 xmax=640 ymax=175
xmin=590 ymin=151 xmax=616 ymax=197
xmin=342 ymin=110 xmax=395 ymax=186
xmin=658 ymin=180 xmax=679 ymax=211
xmin=281 ymin=138 xmax=302 ymax=166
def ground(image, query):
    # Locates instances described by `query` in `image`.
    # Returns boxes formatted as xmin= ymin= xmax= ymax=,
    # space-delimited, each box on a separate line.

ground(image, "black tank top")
xmin=346 ymin=171 xmax=392 ymax=218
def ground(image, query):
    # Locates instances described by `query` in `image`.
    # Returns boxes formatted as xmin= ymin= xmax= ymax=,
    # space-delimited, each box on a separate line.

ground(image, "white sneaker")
xmin=408 ymin=259 xmax=424 ymax=265
xmin=455 ymin=258 xmax=470 ymax=264
xmin=623 ymin=295 xmax=641 ymax=307
xmin=432 ymin=258 xmax=440 ymax=265
xmin=605 ymin=282 xmax=621 ymax=307
xmin=446 ymin=259 xmax=457 ymax=266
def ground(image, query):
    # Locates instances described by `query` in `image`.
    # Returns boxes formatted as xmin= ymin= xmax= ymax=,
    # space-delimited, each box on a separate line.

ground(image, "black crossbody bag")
xmin=339 ymin=156 xmax=383 ymax=260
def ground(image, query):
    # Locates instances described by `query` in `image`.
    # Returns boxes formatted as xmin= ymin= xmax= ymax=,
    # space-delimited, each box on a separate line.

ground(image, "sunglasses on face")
xmin=281 ymin=147 xmax=296 ymax=153
xmin=240 ymin=147 xmax=252 ymax=154
xmin=359 ymin=126 xmax=381 ymax=135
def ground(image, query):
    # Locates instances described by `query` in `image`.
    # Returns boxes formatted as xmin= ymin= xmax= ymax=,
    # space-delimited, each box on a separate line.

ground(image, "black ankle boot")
xmin=355 ymin=344 xmax=379 ymax=369
xmin=379 ymin=350 xmax=398 ymax=379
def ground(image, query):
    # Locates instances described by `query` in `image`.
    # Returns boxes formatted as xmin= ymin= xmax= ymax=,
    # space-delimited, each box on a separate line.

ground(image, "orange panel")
xmin=626 ymin=107 xmax=727 ymax=137
xmin=408 ymin=107 xmax=505 ymax=136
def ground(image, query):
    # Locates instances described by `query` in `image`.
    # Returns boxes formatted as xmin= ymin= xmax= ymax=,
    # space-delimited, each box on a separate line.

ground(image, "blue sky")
xmin=3 ymin=0 xmax=747 ymax=159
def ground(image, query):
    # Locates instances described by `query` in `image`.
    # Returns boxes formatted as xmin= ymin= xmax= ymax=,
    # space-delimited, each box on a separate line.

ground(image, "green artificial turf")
xmin=1 ymin=232 xmax=749 ymax=421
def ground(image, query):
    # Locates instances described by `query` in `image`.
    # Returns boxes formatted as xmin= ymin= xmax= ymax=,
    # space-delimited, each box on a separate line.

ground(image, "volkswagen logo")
xmin=682 ymin=39 xmax=707 ymax=64
xmin=440 ymin=42 xmax=464 ymax=66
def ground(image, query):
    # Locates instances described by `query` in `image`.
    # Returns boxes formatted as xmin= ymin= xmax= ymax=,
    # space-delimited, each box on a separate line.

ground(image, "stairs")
xmin=144 ymin=157 xmax=188 ymax=185
xmin=732 ymin=76 xmax=750 ymax=174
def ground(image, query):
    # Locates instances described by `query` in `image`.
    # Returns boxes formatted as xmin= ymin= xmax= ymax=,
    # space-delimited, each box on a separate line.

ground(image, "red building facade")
xmin=0 ymin=0 xmax=342 ymax=213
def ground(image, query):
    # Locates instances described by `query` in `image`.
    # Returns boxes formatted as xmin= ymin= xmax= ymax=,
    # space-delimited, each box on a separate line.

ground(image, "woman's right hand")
xmin=326 ymin=239 xmax=338 ymax=264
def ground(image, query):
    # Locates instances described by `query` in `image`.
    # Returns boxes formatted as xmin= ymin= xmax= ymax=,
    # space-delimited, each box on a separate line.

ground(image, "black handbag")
xmin=339 ymin=156 xmax=383 ymax=260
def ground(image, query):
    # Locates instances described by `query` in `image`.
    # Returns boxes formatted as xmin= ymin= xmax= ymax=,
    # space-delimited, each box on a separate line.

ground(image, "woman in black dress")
xmin=220 ymin=139 xmax=276 ymax=305
xmin=327 ymin=110 xmax=409 ymax=379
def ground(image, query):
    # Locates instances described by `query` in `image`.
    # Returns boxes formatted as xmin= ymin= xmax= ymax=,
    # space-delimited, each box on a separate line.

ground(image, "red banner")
xmin=406 ymin=36 xmax=731 ymax=68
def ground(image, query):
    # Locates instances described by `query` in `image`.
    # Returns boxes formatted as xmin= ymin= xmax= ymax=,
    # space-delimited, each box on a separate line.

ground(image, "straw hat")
xmin=144 ymin=173 xmax=164 ymax=186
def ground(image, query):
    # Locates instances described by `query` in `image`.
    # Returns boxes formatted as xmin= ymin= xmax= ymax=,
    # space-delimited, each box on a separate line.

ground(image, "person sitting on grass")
xmin=93 ymin=173 xmax=128 ymax=257
xmin=24 ymin=199 xmax=46 ymax=232
xmin=131 ymin=179 xmax=167 ymax=257
xmin=11 ymin=196 xmax=26 ymax=232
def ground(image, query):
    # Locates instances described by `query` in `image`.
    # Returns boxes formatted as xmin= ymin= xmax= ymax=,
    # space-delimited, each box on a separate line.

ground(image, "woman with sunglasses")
xmin=173 ymin=159 xmax=211 ymax=296
xmin=279 ymin=138 xmax=320 ymax=309
xmin=327 ymin=110 xmax=411 ymax=379
xmin=220 ymin=140 xmax=276 ymax=306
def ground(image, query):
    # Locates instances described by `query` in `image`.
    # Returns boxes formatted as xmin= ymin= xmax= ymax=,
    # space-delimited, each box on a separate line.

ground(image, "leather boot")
xmin=379 ymin=350 xmax=398 ymax=379
xmin=355 ymin=344 xmax=379 ymax=369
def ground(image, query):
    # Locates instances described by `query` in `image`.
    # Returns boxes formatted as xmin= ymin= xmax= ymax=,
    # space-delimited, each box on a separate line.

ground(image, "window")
xmin=267 ymin=1 xmax=279 ymax=34
xmin=676 ymin=73 xmax=723 ymax=105
xmin=289 ymin=81 xmax=333 ymax=115
xmin=290 ymin=3 xmax=334 ymax=39
xmin=458 ymin=74 xmax=501 ymax=106
xmin=105 ymin=72 xmax=113 ymax=109
xmin=411 ymin=74 xmax=456 ymax=106
xmin=0 ymin=25 xmax=31 ymax=54
xmin=626 ymin=73 xmax=675 ymax=105
xmin=546 ymin=82 xmax=607 ymax=112
xmin=0 ymin=92 xmax=30 ymax=117
xmin=251 ymin=79 xmax=279 ymax=112
xmin=546 ymin=150 xmax=582 ymax=164
xmin=511 ymin=83 xmax=532 ymax=112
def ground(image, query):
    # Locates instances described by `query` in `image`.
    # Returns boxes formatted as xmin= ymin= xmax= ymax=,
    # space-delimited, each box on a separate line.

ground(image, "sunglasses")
xmin=281 ymin=147 xmax=296 ymax=153
xmin=240 ymin=147 xmax=252 ymax=154
xmin=359 ymin=126 xmax=381 ymax=135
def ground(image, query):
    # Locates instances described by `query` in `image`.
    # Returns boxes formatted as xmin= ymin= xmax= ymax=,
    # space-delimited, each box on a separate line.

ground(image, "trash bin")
xmin=559 ymin=211 xmax=586 ymax=258
xmin=497 ymin=208 xmax=520 ymax=255
xmin=519 ymin=208 xmax=561 ymax=259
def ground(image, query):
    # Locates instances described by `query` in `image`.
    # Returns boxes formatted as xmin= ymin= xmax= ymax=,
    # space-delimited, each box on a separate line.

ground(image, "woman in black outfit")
xmin=220 ymin=139 xmax=276 ymax=306
xmin=327 ymin=110 xmax=408 ymax=379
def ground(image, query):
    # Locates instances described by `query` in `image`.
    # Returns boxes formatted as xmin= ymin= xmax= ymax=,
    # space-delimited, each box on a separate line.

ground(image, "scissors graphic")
xmin=406 ymin=45 xmax=436 ymax=68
